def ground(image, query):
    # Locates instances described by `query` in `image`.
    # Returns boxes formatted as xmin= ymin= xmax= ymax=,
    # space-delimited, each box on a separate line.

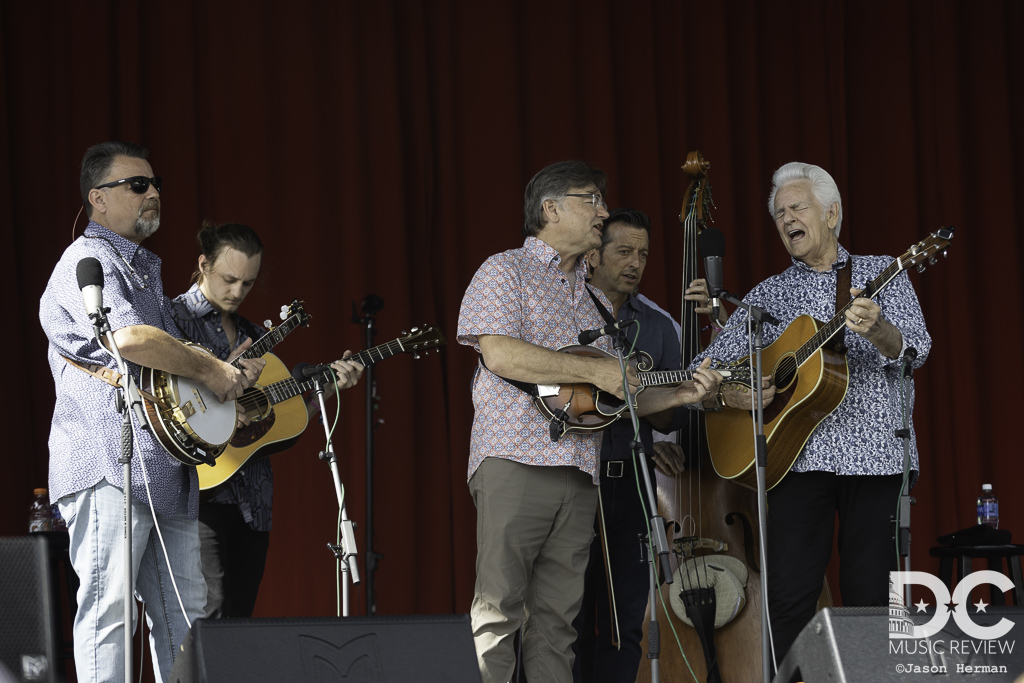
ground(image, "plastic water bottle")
xmin=29 ymin=488 xmax=52 ymax=533
xmin=977 ymin=484 xmax=999 ymax=528
xmin=50 ymin=503 xmax=67 ymax=532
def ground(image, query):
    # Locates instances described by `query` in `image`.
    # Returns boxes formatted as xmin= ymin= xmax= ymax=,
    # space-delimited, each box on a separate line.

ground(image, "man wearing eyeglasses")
xmin=39 ymin=141 xmax=264 ymax=683
xmin=457 ymin=161 xmax=721 ymax=683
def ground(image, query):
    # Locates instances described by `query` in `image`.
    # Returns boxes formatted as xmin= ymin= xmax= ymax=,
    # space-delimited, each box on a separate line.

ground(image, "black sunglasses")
xmin=93 ymin=176 xmax=162 ymax=194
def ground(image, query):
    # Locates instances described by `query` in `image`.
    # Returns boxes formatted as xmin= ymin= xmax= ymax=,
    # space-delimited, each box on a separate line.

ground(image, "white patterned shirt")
xmin=690 ymin=245 xmax=930 ymax=477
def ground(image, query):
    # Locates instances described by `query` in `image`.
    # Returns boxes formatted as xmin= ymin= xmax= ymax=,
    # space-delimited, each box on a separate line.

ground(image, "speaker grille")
xmin=0 ymin=535 xmax=59 ymax=683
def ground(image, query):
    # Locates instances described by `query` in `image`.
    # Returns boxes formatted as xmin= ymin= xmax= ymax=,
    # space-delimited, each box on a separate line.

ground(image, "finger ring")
xmin=856 ymin=317 xmax=863 ymax=325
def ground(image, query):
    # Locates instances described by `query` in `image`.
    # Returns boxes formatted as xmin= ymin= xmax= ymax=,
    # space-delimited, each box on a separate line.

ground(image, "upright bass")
xmin=638 ymin=152 xmax=764 ymax=683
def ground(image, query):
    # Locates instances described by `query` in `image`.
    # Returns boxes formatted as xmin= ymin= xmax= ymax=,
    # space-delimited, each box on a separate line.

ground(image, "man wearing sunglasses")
xmin=39 ymin=141 xmax=264 ymax=683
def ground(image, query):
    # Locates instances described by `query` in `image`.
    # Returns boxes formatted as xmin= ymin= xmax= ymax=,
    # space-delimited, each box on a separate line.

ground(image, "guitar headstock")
xmin=265 ymin=300 xmax=312 ymax=331
xmin=399 ymin=325 xmax=446 ymax=359
xmin=900 ymin=226 xmax=955 ymax=274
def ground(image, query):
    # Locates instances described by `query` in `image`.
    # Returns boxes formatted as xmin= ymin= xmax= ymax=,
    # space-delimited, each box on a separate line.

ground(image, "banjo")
xmin=140 ymin=300 xmax=310 ymax=466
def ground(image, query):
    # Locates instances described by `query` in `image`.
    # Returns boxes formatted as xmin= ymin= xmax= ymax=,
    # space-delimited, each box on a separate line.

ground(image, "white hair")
xmin=767 ymin=162 xmax=843 ymax=238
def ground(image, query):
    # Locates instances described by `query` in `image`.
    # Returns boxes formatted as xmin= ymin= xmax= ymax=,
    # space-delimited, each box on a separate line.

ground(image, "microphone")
xmin=578 ymin=319 xmax=637 ymax=345
xmin=361 ymin=294 xmax=384 ymax=316
xmin=700 ymin=227 xmax=725 ymax=321
xmin=700 ymin=225 xmax=724 ymax=319
xmin=292 ymin=362 xmax=334 ymax=381
xmin=76 ymin=257 xmax=104 ymax=320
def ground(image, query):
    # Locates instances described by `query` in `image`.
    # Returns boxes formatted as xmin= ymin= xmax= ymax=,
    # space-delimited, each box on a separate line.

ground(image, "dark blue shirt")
xmin=600 ymin=294 xmax=690 ymax=462
xmin=171 ymin=283 xmax=273 ymax=531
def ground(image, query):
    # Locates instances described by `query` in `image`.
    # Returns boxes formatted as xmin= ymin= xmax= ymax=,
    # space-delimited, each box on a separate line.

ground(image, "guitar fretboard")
xmin=795 ymin=228 xmax=952 ymax=366
xmin=232 ymin=312 xmax=307 ymax=368
xmin=346 ymin=338 xmax=409 ymax=367
xmin=254 ymin=334 xmax=433 ymax=407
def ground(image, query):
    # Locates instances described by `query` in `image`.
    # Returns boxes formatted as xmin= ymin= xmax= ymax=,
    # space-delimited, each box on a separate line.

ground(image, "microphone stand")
xmin=312 ymin=371 xmax=361 ymax=616
xmin=89 ymin=306 xmax=146 ymax=683
xmin=352 ymin=295 xmax=382 ymax=615
xmin=607 ymin=329 xmax=673 ymax=683
xmin=893 ymin=349 xmax=917 ymax=607
xmin=717 ymin=289 xmax=778 ymax=683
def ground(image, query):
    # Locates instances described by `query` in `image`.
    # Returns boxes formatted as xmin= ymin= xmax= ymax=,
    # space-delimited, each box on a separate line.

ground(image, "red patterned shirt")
xmin=457 ymin=237 xmax=613 ymax=483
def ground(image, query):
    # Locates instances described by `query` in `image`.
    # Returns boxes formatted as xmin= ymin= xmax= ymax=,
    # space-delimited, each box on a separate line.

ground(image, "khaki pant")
xmin=469 ymin=457 xmax=599 ymax=683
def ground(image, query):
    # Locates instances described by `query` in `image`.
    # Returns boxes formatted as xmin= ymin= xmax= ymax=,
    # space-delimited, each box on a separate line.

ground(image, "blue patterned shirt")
xmin=691 ymin=245 xmax=931 ymax=477
xmin=171 ymin=284 xmax=273 ymax=532
xmin=39 ymin=222 xmax=199 ymax=516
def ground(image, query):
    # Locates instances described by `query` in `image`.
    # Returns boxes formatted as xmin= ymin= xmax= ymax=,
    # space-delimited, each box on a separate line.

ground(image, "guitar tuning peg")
xmin=401 ymin=330 xmax=408 ymax=336
xmin=928 ymin=255 xmax=938 ymax=266
xmin=263 ymin=319 xmax=272 ymax=328
xmin=413 ymin=352 xmax=421 ymax=359
xmin=917 ymin=263 xmax=926 ymax=274
xmin=942 ymin=249 xmax=949 ymax=258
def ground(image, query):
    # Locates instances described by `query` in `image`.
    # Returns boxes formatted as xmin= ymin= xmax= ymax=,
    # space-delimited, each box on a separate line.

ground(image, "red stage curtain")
xmin=4 ymin=0 xmax=1022 ymax=627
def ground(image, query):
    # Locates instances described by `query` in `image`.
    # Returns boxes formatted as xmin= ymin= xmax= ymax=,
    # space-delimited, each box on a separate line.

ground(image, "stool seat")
xmin=929 ymin=544 xmax=1024 ymax=605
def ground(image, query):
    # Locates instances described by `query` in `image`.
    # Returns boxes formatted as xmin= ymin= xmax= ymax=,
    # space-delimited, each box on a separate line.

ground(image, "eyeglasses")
xmin=93 ymin=176 xmax=162 ymax=194
xmin=564 ymin=193 xmax=607 ymax=210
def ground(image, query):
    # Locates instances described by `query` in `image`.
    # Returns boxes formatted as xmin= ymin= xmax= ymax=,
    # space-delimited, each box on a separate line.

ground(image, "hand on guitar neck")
xmin=845 ymin=287 xmax=903 ymax=358
xmin=300 ymin=353 xmax=365 ymax=418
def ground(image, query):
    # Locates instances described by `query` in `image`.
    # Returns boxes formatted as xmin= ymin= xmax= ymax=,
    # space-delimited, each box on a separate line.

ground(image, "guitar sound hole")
xmin=775 ymin=355 xmax=798 ymax=392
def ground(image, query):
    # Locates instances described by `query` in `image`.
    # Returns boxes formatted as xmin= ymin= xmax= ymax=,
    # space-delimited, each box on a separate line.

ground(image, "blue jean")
xmin=58 ymin=478 xmax=206 ymax=683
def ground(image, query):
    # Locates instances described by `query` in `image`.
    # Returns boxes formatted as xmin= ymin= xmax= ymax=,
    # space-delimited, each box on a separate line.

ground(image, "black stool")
xmin=929 ymin=544 xmax=1024 ymax=605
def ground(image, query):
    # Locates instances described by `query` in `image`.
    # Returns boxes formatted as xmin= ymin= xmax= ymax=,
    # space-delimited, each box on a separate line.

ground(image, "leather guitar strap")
xmin=61 ymin=355 xmax=165 ymax=406
xmin=830 ymin=257 xmax=852 ymax=354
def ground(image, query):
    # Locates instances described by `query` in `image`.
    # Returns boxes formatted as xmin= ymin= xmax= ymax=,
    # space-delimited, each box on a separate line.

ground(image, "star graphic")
xmin=945 ymin=599 xmax=958 ymax=613
xmin=915 ymin=599 xmax=929 ymax=613
xmin=974 ymin=599 xmax=989 ymax=613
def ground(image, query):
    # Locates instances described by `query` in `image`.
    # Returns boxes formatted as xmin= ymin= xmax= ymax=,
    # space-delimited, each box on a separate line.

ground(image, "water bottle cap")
xmin=33 ymin=487 xmax=48 ymax=495
xmin=982 ymin=484 xmax=993 ymax=491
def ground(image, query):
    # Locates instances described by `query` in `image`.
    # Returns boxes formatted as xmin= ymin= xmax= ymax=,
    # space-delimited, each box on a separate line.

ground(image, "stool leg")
xmin=938 ymin=557 xmax=953 ymax=591
xmin=1011 ymin=555 xmax=1024 ymax=606
xmin=987 ymin=556 xmax=1006 ymax=606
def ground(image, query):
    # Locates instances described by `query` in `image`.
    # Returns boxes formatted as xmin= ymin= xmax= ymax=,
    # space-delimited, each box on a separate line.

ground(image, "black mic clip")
xmin=548 ymin=403 xmax=571 ymax=443
xmin=292 ymin=362 xmax=335 ymax=382
xmin=901 ymin=347 xmax=917 ymax=378
xmin=578 ymin=319 xmax=637 ymax=345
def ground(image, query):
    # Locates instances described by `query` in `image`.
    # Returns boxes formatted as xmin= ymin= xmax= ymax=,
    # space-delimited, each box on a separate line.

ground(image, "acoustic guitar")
xmin=140 ymin=301 xmax=310 ymax=466
xmin=705 ymin=227 xmax=953 ymax=490
xmin=197 ymin=325 xmax=445 ymax=489
xmin=533 ymin=345 xmax=750 ymax=440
